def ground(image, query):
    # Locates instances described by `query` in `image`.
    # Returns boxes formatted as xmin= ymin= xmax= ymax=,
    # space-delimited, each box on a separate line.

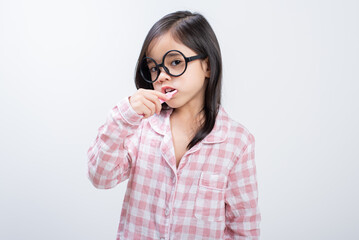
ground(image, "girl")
xmin=88 ymin=11 xmax=260 ymax=239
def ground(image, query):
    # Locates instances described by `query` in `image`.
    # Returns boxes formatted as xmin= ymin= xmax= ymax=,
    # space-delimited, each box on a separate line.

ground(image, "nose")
xmin=156 ymin=66 xmax=171 ymax=83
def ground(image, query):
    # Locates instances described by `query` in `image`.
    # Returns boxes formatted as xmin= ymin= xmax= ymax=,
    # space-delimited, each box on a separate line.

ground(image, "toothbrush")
xmin=159 ymin=89 xmax=177 ymax=103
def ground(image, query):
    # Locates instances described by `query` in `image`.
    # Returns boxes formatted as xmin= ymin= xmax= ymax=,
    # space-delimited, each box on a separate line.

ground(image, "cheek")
xmin=186 ymin=65 xmax=207 ymax=81
xmin=183 ymin=71 xmax=206 ymax=87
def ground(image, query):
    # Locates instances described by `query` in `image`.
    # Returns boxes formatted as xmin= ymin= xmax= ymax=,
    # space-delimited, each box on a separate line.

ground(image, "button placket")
xmin=165 ymin=208 xmax=170 ymax=216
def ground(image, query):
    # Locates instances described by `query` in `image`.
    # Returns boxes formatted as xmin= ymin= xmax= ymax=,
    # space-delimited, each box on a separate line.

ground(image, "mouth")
xmin=161 ymin=86 xmax=177 ymax=94
xmin=159 ymin=89 xmax=178 ymax=104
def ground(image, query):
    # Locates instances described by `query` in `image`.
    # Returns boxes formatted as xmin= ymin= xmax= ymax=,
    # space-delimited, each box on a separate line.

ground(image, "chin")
xmin=166 ymin=101 xmax=179 ymax=109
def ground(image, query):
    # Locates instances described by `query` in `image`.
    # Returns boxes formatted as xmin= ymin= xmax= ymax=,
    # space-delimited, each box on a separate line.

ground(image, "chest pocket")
xmin=194 ymin=172 xmax=227 ymax=222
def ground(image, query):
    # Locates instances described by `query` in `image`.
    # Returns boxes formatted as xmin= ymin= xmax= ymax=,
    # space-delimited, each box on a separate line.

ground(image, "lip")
xmin=161 ymin=86 xmax=177 ymax=94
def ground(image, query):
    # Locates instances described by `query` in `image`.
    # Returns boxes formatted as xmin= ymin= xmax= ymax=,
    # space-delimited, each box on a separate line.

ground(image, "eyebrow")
xmin=147 ymin=52 xmax=182 ymax=63
xmin=166 ymin=52 xmax=181 ymax=57
xmin=146 ymin=59 xmax=155 ymax=64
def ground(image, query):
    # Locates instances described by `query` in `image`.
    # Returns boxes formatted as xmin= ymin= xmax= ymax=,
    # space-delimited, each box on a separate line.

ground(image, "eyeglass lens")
xmin=140 ymin=50 xmax=187 ymax=82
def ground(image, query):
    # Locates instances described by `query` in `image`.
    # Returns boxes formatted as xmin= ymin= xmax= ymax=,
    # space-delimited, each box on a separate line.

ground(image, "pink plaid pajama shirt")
xmin=87 ymin=97 xmax=261 ymax=239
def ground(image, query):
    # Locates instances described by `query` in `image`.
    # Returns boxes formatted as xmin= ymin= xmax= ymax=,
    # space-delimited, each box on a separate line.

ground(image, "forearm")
xmin=87 ymin=97 xmax=142 ymax=189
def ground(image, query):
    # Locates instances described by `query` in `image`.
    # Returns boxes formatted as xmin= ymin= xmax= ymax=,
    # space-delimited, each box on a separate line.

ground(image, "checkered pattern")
xmin=87 ymin=96 xmax=261 ymax=239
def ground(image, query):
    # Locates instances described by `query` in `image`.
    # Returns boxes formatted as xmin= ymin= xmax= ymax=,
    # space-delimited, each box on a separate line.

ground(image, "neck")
xmin=171 ymin=85 xmax=207 ymax=130
xmin=171 ymin=103 xmax=205 ymax=130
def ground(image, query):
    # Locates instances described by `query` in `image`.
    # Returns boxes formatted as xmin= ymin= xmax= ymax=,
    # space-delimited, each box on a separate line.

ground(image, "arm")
xmin=224 ymin=133 xmax=261 ymax=239
xmin=87 ymin=97 xmax=143 ymax=189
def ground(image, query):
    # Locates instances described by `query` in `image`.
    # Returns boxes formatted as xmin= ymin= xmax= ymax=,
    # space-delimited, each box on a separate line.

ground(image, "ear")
xmin=201 ymin=57 xmax=211 ymax=78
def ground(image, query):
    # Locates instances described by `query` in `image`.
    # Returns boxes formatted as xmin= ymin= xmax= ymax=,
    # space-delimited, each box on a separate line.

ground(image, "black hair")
xmin=134 ymin=11 xmax=222 ymax=150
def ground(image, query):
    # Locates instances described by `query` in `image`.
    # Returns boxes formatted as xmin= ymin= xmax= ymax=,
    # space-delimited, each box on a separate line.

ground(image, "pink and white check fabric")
xmin=87 ymin=97 xmax=261 ymax=239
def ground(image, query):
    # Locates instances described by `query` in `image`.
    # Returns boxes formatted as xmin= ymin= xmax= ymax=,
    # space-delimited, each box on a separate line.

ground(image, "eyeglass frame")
xmin=140 ymin=49 xmax=206 ymax=83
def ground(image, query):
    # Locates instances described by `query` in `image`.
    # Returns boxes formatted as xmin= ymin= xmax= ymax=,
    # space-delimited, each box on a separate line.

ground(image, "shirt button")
xmin=172 ymin=177 xmax=176 ymax=184
xmin=165 ymin=208 xmax=170 ymax=216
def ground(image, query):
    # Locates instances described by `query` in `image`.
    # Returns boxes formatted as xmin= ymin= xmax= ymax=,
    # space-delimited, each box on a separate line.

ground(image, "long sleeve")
xmin=87 ymin=97 xmax=143 ymax=189
xmin=224 ymin=133 xmax=261 ymax=239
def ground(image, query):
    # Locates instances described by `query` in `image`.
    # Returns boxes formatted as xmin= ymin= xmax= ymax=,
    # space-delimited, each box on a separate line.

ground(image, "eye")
xmin=149 ymin=66 xmax=158 ymax=72
xmin=171 ymin=59 xmax=182 ymax=66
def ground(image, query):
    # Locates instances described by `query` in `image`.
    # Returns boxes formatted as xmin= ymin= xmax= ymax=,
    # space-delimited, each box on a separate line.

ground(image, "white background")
xmin=1 ymin=0 xmax=358 ymax=239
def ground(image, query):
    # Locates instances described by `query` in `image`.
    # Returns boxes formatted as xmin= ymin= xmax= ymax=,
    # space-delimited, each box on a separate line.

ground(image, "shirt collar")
xmin=148 ymin=105 xmax=230 ymax=144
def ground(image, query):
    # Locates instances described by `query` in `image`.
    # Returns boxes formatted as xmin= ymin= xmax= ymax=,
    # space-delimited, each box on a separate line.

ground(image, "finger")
xmin=141 ymin=104 xmax=152 ymax=118
xmin=151 ymin=90 xmax=170 ymax=102
xmin=154 ymin=98 xmax=162 ymax=114
xmin=142 ymin=92 xmax=163 ymax=114
xmin=142 ymin=89 xmax=167 ymax=101
xmin=141 ymin=97 xmax=156 ymax=117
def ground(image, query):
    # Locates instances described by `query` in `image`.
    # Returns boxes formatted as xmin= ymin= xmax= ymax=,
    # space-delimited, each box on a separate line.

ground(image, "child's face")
xmin=147 ymin=32 xmax=210 ymax=111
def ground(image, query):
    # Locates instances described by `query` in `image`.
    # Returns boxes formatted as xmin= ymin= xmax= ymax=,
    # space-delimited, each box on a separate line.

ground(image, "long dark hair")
xmin=134 ymin=11 xmax=222 ymax=150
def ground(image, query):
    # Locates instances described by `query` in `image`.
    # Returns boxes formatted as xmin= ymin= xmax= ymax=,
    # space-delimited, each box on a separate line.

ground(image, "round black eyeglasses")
xmin=140 ymin=50 xmax=206 ymax=83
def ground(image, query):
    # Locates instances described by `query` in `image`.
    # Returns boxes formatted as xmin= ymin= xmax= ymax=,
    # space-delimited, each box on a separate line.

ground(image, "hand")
xmin=129 ymin=89 xmax=169 ymax=118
